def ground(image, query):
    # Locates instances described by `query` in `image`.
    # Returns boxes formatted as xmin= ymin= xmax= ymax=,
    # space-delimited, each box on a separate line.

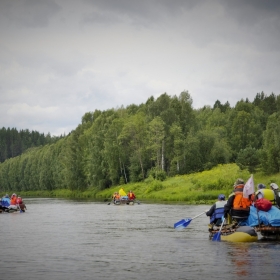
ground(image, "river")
xmin=0 ymin=198 xmax=279 ymax=280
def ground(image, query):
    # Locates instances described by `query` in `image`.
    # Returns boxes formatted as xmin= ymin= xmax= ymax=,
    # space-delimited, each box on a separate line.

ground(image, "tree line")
xmin=1 ymin=90 xmax=280 ymax=194
xmin=0 ymin=128 xmax=64 ymax=163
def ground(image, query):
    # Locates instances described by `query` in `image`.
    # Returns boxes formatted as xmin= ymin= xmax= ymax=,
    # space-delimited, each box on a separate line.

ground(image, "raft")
xmin=114 ymin=199 xmax=135 ymax=205
xmin=220 ymin=226 xmax=258 ymax=242
xmin=0 ymin=208 xmax=26 ymax=213
xmin=209 ymin=225 xmax=258 ymax=242
xmin=254 ymin=225 xmax=280 ymax=240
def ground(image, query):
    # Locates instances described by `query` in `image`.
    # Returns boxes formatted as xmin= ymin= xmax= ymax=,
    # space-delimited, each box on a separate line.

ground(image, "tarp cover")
xmin=119 ymin=188 xmax=127 ymax=196
xmin=242 ymin=206 xmax=280 ymax=227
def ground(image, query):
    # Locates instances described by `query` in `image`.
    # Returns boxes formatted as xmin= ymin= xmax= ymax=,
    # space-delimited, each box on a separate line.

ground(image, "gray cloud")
xmin=0 ymin=0 xmax=61 ymax=28
xmin=0 ymin=0 xmax=280 ymax=136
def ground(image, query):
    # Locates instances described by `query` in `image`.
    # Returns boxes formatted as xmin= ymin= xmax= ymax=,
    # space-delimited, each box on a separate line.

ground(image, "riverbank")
xmin=2 ymin=164 xmax=280 ymax=204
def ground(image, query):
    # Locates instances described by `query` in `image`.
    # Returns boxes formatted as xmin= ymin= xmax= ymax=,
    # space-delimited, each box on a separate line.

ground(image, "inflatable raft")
xmin=108 ymin=199 xmax=140 ymax=205
xmin=209 ymin=225 xmax=258 ymax=242
xmin=209 ymin=205 xmax=280 ymax=241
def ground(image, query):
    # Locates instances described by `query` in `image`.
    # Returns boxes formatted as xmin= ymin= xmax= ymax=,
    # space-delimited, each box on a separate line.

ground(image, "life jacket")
xmin=17 ymin=197 xmax=23 ymax=204
xmin=210 ymin=200 xmax=227 ymax=223
xmin=115 ymin=194 xmax=120 ymax=200
xmin=10 ymin=196 xmax=17 ymax=205
xmin=255 ymin=189 xmax=275 ymax=203
xmin=128 ymin=192 xmax=135 ymax=200
xmin=231 ymin=184 xmax=251 ymax=219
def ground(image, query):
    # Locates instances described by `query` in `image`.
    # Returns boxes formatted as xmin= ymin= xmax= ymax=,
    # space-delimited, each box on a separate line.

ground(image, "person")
xmin=255 ymin=183 xmax=275 ymax=203
xmin=224 ymin=178 xmax=253 ymax=222
xmin=270 ymin=183 xmax=280 ymax=208
xmin=17 ymin=196 xmax=27 ymax=212
xmin=112 ymin=192 xmax=117 ymax=201
xmin=206 ymin=194 xmax=227 ymax=226
xmin=8 ymin=193 xmax=18 ymax=211
xmin=114 ymin=192 xmax=120 ymax=202
xmin=1 ymin=194 xmax=10 ymax=211
xmin=127 ymin=190 xmax=136 ymax=201
xmin=119 ymin=188 xmax=128 ymax=200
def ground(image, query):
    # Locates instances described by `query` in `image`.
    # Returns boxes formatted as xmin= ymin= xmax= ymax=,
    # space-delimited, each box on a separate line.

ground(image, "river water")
xmin=1 ymin=198 xmax=280 ymax=280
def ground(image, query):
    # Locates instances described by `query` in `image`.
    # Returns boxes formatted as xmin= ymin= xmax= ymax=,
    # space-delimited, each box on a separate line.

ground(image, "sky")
xmin=1 ymin=0 xmax=280 ymax=136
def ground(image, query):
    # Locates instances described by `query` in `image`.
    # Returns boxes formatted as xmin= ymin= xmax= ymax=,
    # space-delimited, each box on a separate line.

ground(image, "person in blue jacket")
xmin=1 ymin=194 xmax=10 ymax=211
xmin=206 ymin=194 xmax=227 ymax=227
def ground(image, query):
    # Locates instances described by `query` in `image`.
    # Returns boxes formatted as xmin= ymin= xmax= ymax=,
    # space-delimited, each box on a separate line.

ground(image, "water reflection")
xmin=227 ymin=243 xmax=251 ymax=277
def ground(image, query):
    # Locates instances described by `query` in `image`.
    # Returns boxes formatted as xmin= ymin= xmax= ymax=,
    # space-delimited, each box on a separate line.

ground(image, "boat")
xmin=1 ymin=196 xmax=27 ymax=213
xmin=108 ymin=199 xmax=140 ymax=205
xmin=209 ymin=223 xmax=258 ymax=242
xmin=209 ymin=205 xmax=280 ymax=241
xmin=0 ymin=207 xmax=26 ymax=213
xmin=114 ymin=199 xmax=136 ymax=205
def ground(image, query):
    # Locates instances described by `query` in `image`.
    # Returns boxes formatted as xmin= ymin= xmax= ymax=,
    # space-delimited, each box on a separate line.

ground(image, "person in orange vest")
xmin=8 ymin=193 xmax=18 ymax=211
xmin=115 ymin=192 xmax=120 ymax=200
xmin=224 ymin=178 xmax=253 ymax=222
xmin=127 ymin=190 xmax=136 ymax=201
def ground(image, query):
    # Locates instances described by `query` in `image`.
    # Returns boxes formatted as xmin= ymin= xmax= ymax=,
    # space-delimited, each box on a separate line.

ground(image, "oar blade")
xmin=212 ymin=232 xmax=221 ymax=241
xmin=174 ymin=218 xmax=192 ymax=229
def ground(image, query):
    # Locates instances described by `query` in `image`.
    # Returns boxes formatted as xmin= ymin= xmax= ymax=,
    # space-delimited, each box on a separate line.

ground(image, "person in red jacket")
xmin=127 ymin=190 xmax=136 ymax=201
xmin=17 ymin=196 xmax=27 ymax=212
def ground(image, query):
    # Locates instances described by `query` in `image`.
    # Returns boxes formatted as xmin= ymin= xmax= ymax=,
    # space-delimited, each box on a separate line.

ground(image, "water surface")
xmin=0 ymin=198 xmax=279 ymax=279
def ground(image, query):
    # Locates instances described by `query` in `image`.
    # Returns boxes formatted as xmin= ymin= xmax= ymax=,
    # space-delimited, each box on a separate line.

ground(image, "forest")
xmin=0 ymin=90 xmax=280 ymax=194
xmin=0 ymin=128 xmax=64 ymax=163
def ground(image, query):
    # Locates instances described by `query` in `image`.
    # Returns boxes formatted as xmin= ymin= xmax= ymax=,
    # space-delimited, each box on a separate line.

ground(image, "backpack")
xmin=254 ymin=198 xmax=272 ymax=212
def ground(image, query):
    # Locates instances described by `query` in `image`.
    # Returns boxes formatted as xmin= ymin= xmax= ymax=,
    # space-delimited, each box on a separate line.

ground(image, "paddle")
xmin=107 ymin=200 xmax=113 ymax=205
xmin=174 ymin=211 xmax=206 ymax=229
xmin=212 ymin=217 xmax=226 ymax=241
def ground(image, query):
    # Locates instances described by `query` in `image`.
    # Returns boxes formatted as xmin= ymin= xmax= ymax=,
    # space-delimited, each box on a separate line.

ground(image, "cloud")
xmin=0 ymin=0 xmax=62 ymax=28
xmin=0 ymin=0 xmax=280 ymax=136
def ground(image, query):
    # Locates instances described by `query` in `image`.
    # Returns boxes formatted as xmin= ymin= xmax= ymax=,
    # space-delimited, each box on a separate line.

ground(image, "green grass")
xmin=4 ymin=163 xmax=280 ymax=204
xmin=92 ymin=163 xmax=280 ymax=204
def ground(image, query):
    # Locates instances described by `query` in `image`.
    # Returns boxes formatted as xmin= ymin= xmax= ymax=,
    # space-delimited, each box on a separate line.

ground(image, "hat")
xmin=257 ymin=183 xmax=266 ymax=189
xmin=270 ymin=183 xmax=279 ymax=190
xmin=218 ymin=194 xmax=226 ymax=200
xmin=234 ymin=178 xmax=244 ymax=186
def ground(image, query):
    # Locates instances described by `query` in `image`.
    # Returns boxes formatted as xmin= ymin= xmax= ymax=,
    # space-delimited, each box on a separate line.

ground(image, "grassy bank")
xmin=4 ymin=164 xmax=280 ymax=204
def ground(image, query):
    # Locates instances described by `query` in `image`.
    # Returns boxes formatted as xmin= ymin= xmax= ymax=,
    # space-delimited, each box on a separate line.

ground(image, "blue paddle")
xmin=212 ymin=217 xmax=226 ymax=241
xmin=174 ymin=211 xmax=206 ymax=229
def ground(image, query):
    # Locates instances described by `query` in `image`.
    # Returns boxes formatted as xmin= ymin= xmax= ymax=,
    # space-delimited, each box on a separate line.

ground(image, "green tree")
xmin=147 ymin=117 xmax=165 ymax=170
xmin=118 ymin=112 xmax=148 ymax=181
xmin=261 ymin=113 xmax=280 ymax=173
xmin=236 ymin=147 xmax=260 ymax=173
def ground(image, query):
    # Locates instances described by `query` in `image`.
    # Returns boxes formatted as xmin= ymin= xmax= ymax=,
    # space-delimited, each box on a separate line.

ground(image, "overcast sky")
xmin=1 ymin=0 xmax=280 ymax=136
